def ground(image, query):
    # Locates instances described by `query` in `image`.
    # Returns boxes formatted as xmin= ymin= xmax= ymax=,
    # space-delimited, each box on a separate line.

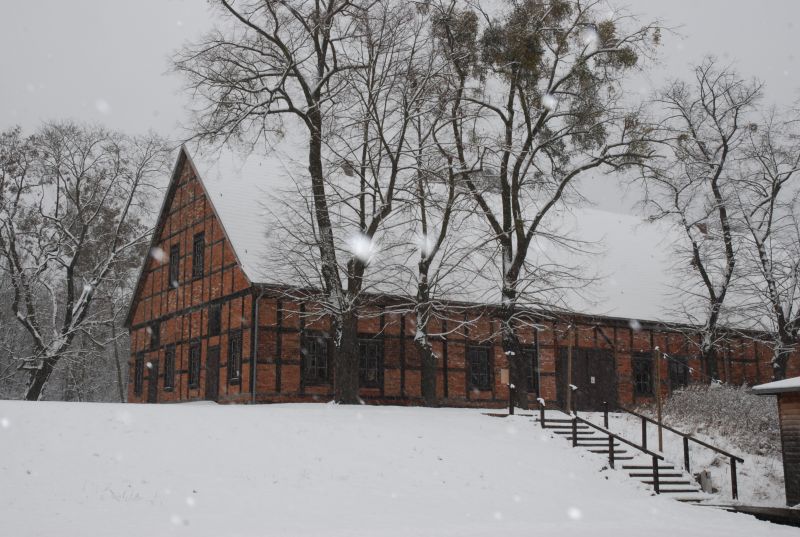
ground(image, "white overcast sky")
xmin=1 ymin=0 xmax=798 ymax=211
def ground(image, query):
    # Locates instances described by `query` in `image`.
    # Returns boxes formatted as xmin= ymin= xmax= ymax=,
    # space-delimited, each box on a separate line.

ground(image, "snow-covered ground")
xmin=0 ymin=401 xmax=795 ymax=537
xmin=578 ymin=410 xmax=785 ymax=506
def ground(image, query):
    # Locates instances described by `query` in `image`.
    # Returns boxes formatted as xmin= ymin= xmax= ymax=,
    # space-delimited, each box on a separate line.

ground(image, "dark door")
xmin=205 ymin=346 xmax=220 ymax=401
xmin=556 ymin=348 xmax=617 ymax=411
xmin=147 ymin=359 xmax=159 ymax=403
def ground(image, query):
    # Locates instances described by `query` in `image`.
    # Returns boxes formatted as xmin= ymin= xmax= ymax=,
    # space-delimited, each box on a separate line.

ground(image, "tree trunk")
xmin=24 ymin=356 xmax=57 ymax=401
xmin=771 ymin=340 xmax=793 ymax=381
xmin=110 ymin=319 xmax=126 ymax=402
xmin=700 ymin=336 xmax=719 ymax=381
xmin=334 ymin=311 xmax=360 ymax=404
xmin=415 ymin=303 xmax=437 ymax=407
xmin=501 ymin=282 xmax=528 ymax=409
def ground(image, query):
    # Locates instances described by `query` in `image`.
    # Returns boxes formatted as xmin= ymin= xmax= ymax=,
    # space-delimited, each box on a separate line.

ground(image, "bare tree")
xmin=642 ymin=59 xmax=761 ymax=379
xmin=0 ymin=122 xmax=168 ymax=400
xmin=735 ymin=109 xmax=800 ymax=379
xmin=434 ymin=0 xmax=660 ymax=407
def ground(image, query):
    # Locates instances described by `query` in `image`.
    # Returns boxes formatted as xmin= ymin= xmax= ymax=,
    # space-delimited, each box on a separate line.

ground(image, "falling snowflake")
xmin=628 ymin=319 xmax=642 ymax=332
xmin=95 ymin=99 xmax=112 ymax=115
xmin=185 ymin=497 xmax=196 ymax=507
xmin=493 ymin=511 xmax=504 ymax=521
xmin=580 ymin=28 xmax=599 ymax=51
xmin=542 ymin=94 xmax=558 ymax=111
xmin=567 ymin=507 xmax=583 ymax=520
xmin=146 ymin=361 xmax=153 ymax=369
xmin=0 ymin=417 xmax=9 ymax=429
xmin=150 ymin=247 xmax=167 ymax=263
xmin=416 ymin=232 xmax=436 ymax=257
xmin=347 ymin=233 xmax=379 ymax=265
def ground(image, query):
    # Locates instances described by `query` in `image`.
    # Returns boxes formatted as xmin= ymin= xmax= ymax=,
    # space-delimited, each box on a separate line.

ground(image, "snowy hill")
xmin=0 ymin=401 xmax=794 ymax=536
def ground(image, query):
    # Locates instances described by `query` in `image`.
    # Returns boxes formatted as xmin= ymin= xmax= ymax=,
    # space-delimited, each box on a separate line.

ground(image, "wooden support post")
xmin=730 ymin=458 xmax=738 ymax=500
xmin=652 ymin=456 xmax=660 ymax=494
xmin=603 ymin=401 xmax=609 ymax=429
xmin=683 ymin=436 xmax=690 ymax=474
xmin=572 ymin=417 xmax=578 ymax=447
xmin=539 ymin=401 xmax=546 ymax=429
xmin=608 ymin=435 xmax=615 ymax=469
xmin=655 ymin=347 xmax=663 ymax=452
xmin=566 ymin=327 xmax=574 ymax=414
xmin=641 ymin=416 xmax=647 ymax=450
xmin=508 ymin=384 xmax=515 ymax=416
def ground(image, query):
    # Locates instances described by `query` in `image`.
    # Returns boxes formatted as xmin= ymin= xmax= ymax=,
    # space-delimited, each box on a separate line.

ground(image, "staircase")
xmin=536 ymin=412 xmax=707 ymax=500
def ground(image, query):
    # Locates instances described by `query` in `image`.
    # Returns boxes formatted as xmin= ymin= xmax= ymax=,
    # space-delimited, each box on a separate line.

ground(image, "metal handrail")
xmin=619 ymin=406 xmax=744 ymax=463
xmin=573 ymin=415 xmax=664 ymax=460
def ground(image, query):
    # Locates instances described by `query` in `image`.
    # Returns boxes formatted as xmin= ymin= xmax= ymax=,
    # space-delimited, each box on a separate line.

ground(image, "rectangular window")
xmin=208 ymin=304 xmax=222 ymax=336
xmin=168 ymin=244 xmax=180 ymax=288
xmin=228 ymin=330 xmax=242 ymax=383
xmin=632 ymin=353 xmax=653 ymax=396
xmin=523 ymin=346 xmax=538 ymax=394
xmin=149 ymin=323 xmax=160 ymax=351
xmin=302 ymin=333 xmax=329 ymax=385
xmin=134 ymin=352 xmax=145 ymax=396
xmin=669 ymin=355 xmax=690 ymax=390
xmin=468 ymin=346 xmax=491 ymax=390
xmin=189 ymin=341 xmax=201 ymax=389
xmin=164 ymin=344 xmax=176 ymax=390
xmin=358 ymin=339 xmax=382 ymax=388
xmin=192 ymin=232 xmax=205 ymax=279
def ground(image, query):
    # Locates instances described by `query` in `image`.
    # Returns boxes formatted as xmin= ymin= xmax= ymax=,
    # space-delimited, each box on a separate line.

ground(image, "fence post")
xmin=608 ymin=435 xmax=615 ymax=469
xmin=603 ymin=401 xmax=609 ymax=429
xmin=652 ymin=455 xmax=660 ymax=494
xmin=730 ymin=458 xmax=738 ymax=500
xmin=539 ymin=401 xmax=546 ymax=429
xmin=508 ymin=384 xmax=515 ymax=416
xmin=572 ymin=417 xmax=578 ymax=447
xmin=641 ymin=416 xmax=647 ymax=451
xmin=683 ymin=436 xmax=690 ymax=474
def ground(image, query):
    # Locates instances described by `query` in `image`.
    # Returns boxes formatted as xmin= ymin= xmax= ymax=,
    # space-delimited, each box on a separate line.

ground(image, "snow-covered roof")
xmin=752 ymin=376 xmax=800 ymax=395
xmin=184 ymin=142 xmax=687 ymax=324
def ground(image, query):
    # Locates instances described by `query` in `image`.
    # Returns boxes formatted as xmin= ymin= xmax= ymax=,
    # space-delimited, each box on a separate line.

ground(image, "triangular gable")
xmin=123 ymin=146 xmax=253 ymax=327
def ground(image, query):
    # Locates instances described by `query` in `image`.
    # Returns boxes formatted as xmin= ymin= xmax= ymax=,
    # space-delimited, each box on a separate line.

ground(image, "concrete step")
xmin=622 ymin=464 xmax=675 ymax=471
xmin=641 ymin=480 xmax=693 ymax=486
xmin=628 ymin=472 xmax=685 ymax=478
xmin=588 ymin=449 xmax=628 ymax=455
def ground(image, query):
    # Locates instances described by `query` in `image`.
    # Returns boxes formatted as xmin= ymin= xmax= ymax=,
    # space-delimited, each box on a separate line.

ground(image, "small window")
xmin=189 ymin=341 xmax=201 ymax=389
xmin=169 ymin=244 xmax=180 ymax=288
xmin=208 ymin=304 xmax=222 ymax=336
xmin=632 ymin=353 xmax=653 ymax=396
xmin=468 ymin=346 xmax=491 ymax=390
xmin=669 ymin=354 xmax=690 ymax=390
xmin=228 ymin=330 xmax=242 ymax=383
xmin=523 ymin=346 xmax=538 ymax=394
xmin=164 ymin=344 xmax=176 ymax=389
xmin=358 ymin=339 xmax=382 ymax=388
xmin=134 ymin=353 xmax=145 ymax=396
xmin=192 ymin=232 xmax=205 ymax=279
xmin=149 ymin=323 xmax=160 ymax=351
xmin=302 ymin=333 xmax=329 ymax=384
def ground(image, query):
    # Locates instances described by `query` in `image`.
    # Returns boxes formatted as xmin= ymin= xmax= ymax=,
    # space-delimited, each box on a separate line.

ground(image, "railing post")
xmin=539 ymin=401 xmax=546 ymax=429
xmin=608 ymin=435 xmax=615 ymax=469
xmin=603 ymin=401 xmax=609 ymax=429
xmin=652 ymin=456 xmax=660 ymax=494
xmin=572 ymin=417 xmax=578 ymax=447
xmin=641 ymin=416 xmax=647 ymax=451
xmin=730 ymin=458 xmax=738 ymax=500
xmin=683 ymin=436 xmax=690 ymax=474
xmin=508 ymin=384 xmax=515 ymax=416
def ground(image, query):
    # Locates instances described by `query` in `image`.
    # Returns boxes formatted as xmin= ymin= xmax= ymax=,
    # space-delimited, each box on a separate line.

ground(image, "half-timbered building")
xmin=125 ymin=147 xmax=800 ymax=408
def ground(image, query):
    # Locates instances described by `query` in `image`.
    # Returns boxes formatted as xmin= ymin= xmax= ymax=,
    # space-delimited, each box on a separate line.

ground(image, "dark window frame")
xmin=188 ymin=340 xmax=201 ymax=389
xmin=168 ymin=244 xmax=180 ymax=289
xmin=149 ymin=323 xmax=160 ymax=351
xmin=208 ymin=304 xmax=222 ymax=337
xmin=669 ymin=354 xmax=691 ymax=390
xmin=228 ymin=329 xmax=243 ymax=384
xmin=134 ymin=352 xmax=145 ymax=396
xmin=632 ymin=352 xmax=654 ymax=396
xmin=468 ymin=345 xmax=492 ymax=391
xmin=358 ymin=337 xmax=383 ymax=388
xmin=164 ymin=344 xmax=176 ymax=390
xmin=192 ymin=232 xmax=205 ymax=280
xmin=302 ymin=332 xmax=330 ymax=385
xmin=523 ymin=345 xmax=539 ymax=395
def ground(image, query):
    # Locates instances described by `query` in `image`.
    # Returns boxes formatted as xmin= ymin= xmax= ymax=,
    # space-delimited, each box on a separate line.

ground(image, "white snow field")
xmin=0 ymin=401 xmax=794 ymax=537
